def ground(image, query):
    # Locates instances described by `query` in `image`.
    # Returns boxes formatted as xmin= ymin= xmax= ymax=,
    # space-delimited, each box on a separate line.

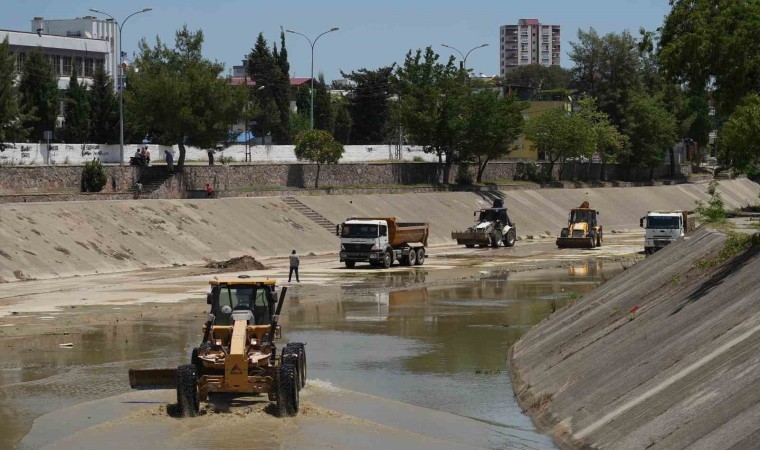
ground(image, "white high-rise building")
xmin=500 ymin=19 xmax=560 ymax=77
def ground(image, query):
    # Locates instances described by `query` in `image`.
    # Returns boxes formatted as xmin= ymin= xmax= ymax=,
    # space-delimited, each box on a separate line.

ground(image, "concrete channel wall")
xmin=509 ymin=227 xmax=760 ymax=449
xmin=0 ymin=179 xmax=756 ymax=282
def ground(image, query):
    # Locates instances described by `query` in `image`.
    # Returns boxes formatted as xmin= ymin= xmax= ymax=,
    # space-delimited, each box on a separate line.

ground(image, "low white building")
xmin=0 ymin=16 xmax=117 ymax=90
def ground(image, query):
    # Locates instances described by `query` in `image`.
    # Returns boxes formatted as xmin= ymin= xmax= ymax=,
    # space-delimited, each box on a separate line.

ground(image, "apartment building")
xmin=500 ymin=19 xmax=560 ymax=77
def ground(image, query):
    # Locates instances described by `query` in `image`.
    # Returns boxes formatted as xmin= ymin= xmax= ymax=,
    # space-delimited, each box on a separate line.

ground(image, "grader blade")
xmin=129 ymin=368 xmax=177 ymax=389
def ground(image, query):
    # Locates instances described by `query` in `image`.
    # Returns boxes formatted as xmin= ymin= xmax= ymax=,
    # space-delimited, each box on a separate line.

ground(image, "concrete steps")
xmin=136 ymin=167 xmax=174 ymax=194
xmin=282 ymin=197 xmax=336 ymax=232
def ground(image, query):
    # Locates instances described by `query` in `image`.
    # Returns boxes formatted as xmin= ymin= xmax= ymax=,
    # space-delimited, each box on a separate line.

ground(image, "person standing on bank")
xmin=288 ymin=250 xmax=300 ymax=283
xmin=165 ymin=150 xmax=174 ymax=173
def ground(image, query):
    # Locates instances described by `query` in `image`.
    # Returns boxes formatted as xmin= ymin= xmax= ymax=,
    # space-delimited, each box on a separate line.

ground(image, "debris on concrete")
xmin=204 ymin=255 xmax=268 ymax=271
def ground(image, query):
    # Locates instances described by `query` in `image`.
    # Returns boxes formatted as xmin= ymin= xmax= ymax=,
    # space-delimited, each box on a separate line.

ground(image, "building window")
xmin=62 ymin=56 xmax=72 ymax=76
xmin=15 ymin=52 xmax=26 ymax=73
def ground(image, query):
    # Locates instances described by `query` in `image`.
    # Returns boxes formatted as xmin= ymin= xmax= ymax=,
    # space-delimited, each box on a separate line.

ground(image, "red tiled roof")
xmin=290 ymin=77 xmax=312 ymax=86
xmin=229 ymin=77 xmax=256 ymax=86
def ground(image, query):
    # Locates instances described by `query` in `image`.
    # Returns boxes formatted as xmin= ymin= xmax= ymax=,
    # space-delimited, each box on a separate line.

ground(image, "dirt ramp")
xmin=510 ymin=228 xmax=760 ymax=448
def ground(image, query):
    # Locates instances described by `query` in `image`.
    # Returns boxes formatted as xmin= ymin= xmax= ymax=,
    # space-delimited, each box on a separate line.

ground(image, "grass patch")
xmin=695 ymin=233 xmax=760 ymax=269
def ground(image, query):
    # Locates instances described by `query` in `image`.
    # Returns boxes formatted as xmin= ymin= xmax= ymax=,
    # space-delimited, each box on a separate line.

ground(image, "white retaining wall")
xmin=0 ymin=143 xmax=438 ymax=165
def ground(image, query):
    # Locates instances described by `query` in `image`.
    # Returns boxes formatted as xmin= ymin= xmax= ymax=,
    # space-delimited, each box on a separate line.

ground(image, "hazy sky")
xmin=2 ymin=0 xmax=671 ymax=80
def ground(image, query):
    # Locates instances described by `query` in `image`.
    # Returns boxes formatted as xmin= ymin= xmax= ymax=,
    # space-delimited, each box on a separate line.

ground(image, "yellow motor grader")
xmin=128 ymin=278 xmax=306 ymax=417
xmin=556 ymin=201 xmax=603 ymax=249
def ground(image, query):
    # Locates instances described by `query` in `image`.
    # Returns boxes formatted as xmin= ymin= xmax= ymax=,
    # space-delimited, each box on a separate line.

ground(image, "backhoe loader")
xmin=128 ymin=278 xmax=306 ymax=417
xmin=556 ymin=201 xmax=603 ymax=249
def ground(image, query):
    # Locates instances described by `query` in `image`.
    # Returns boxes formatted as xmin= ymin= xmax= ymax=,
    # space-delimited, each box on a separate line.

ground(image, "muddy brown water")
xmin=1 ymin=260 xmax=621 ymax=449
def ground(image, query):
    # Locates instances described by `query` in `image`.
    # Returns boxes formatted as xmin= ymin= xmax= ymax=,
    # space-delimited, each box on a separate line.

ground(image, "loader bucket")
xmin=556 ymin=236 xmax=595 ymax=249
xmin=129 ymin=368 xmax=177 ymax=389
xmin=452 ymin=231 xmax=490 ymax=246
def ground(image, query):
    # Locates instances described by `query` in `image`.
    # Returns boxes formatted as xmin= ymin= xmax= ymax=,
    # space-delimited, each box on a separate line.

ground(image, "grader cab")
xmin=128 ymin=278 xmax=306 ymax=418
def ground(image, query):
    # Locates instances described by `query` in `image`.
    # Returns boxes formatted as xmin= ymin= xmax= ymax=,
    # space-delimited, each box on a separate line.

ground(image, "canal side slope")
xmin=509 ymin=227 xmax=760 ymax=449
xmin=0 ymin=178 xmax=756 ymax=281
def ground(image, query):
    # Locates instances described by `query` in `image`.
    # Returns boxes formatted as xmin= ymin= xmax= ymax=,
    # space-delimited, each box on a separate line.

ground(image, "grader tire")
xmin=504 ymin=229 xmax=516 ymax=247
xmin=176 ymin=364 xmax=200 ymax=418
xmin=285 ymin=343 xmax=307 ymax=388
xmin=277 ymin=363 xmax=299 ymax=417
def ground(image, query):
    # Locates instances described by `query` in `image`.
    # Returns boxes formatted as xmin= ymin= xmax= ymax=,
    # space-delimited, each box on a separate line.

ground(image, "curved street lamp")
xmin=89 ymin=7 xmax=152 ymax=165
xmin=441 ymin=43 xmax=489 ymax=72
xmin=285 ymin=27 xmax=339 ymax=130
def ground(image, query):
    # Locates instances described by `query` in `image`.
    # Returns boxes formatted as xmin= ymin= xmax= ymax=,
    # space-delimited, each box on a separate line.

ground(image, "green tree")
xmin=659 ymin=0 xmax=760 ymax=114
xmin=502 ymin=64 xmax=572 ymax=91
xmin=341 ymin=66 xmax=394 ymax=144
xmin=126 ymin=26 xmax=246 ymax=167
xmin=61 ymin=66 xmax=90 ymax=142
xmin=331 ymin=95 xmax=353 ymax=144
xmin=719 ymin=94 xmax=760 ymax=173
xmin=18 ymin=48 xmax=59 ymax=141
xmin=88 ymin=64 xmax=119 ymax=144
xmin=460 ymin=91 xmax=526 ymax=182
xmin=247 ymin=33 xmax=291 ymax=144
xmin=525 ymin=108 xmax=595 ymax=180
xmin=313 ymin=74 xmax=333 ymax=131
xmin=0 ymin=37 xmax=28 ymax=143
xmin=623 ymin=93 xmax=678 ymax=178
xmin=576 ymin=97 xmax=627 ymax=180
xmin=294 ymin=129 xmax=344 ymax=188
xmin=569 ymin=28 xmax=642 ymax=128
xmin=393 ymin=47 xmax=468 ymax=184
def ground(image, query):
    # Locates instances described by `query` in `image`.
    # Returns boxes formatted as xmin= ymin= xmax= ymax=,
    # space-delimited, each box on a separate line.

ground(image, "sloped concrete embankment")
xmin=509 ymin=227 xmax=760 ymax=449
xmin=0 ymin=179 xmax=756 ymax=281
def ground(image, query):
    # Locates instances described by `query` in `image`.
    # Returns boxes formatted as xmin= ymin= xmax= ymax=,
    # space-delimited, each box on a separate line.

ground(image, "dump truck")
xmin=640 ymin=210 xmax=696 ymax=254
xmin=556 ymin=201 xmax=603 ymax=248
xmin=451 ymin=199 xmax=517 ymax=248
xmin=128 ymin=278 xmax=306 ymax=418
xmin=337 ymin=217 xmax=429 ymax=268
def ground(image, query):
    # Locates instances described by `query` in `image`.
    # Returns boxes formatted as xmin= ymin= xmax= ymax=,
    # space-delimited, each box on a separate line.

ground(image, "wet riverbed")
xmin=2 ymin=260 xmax=622 ymax=449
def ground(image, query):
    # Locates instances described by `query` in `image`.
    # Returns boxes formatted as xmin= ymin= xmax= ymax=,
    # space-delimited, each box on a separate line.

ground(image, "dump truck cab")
xmin=640 ymin=211 xmax=695 ymax=254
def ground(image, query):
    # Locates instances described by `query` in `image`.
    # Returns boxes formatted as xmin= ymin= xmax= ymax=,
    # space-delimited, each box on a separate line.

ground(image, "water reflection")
xmin=286 ymin=261 xmax=620 ymax=448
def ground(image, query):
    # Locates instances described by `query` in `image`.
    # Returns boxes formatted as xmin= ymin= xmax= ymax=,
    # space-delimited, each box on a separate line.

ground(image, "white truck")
xmin=640 ymin=211 xmax=696 ymax=254
xmin=337 ymin=217 xmax=429 ymax=269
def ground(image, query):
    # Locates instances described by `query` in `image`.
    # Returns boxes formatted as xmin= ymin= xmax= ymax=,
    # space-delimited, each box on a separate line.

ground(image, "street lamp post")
xmin=89 ymin=7 xmax=152 ymax=165
xmin=285 ymin=27 xmax=339 ymax=130
xmin=441 ymin=43 xmax=489 ymax=72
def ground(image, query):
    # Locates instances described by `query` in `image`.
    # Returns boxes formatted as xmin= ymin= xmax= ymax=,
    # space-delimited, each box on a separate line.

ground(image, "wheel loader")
xmin=451 ymin=199 xmax=517 ymax=248
xmin=128 ymin=278 xmax=306 ymax=418
xmin=556 ymin=201 xmax=603 ymax=249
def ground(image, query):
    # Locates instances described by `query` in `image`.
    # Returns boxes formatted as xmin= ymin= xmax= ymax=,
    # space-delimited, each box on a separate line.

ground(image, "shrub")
xmin=412 ymin=156 xmax=424 ymax=162
xmin=82 ymin=159 xmax=107 ymax=192
xmin=514 ymin=162 xmax=547 ymax=183
xmin=455 ymin=163 xmax=473 ymax=185
xmin=695 ymin=180 xmax=726 ymax=222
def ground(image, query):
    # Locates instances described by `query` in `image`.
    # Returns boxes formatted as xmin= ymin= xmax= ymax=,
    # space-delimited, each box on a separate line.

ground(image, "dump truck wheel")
xmin=416 ymin=248 xmax=425 ymax=265
xmin=490 ymin=230 xmax=502 ymax=248
xmin=382 ymin=252 xmax=392 ymax=269
xmin=176 ymin=364 xmax=200 ymax=417
xmin=465 ymin=243 xmax=474 ymax=248
xmin=277 ymin=363 xmax=299 ymax=417
xmin=406 ymin=249 xmax=417 ymax=266
xmin=344 ymin=261 xmax=355 ymax=269
xmin=504 ymin=229 xmax=516 ymax=247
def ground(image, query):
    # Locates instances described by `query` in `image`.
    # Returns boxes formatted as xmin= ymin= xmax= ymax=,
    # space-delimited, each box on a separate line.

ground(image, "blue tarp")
xmin=234 ymin=131 xmax=255 ymax=143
